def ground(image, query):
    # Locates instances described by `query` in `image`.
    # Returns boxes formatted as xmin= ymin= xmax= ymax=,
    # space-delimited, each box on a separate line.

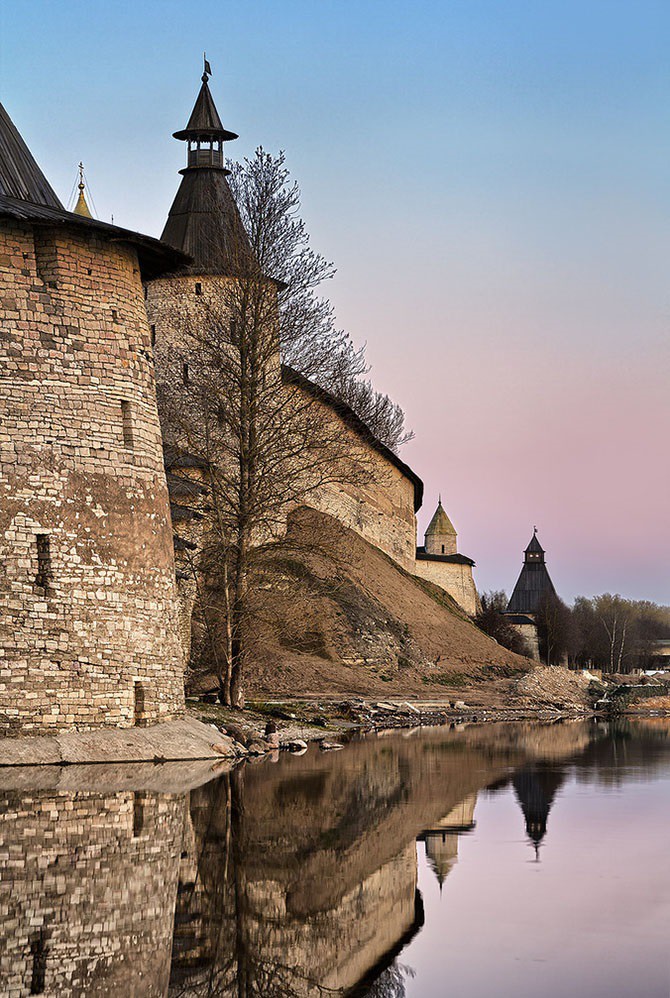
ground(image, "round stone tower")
xmin=0 ymin=102 xmax=186 ymax=733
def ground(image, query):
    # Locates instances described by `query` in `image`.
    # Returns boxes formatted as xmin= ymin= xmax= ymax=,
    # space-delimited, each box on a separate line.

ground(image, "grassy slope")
xmin=237 ymin=507 xmax=532 ymax=702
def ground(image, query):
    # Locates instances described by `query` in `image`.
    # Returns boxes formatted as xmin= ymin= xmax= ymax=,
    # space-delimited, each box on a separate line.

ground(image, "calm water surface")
xmin=1 ymin=719 xmax=668 ymax=997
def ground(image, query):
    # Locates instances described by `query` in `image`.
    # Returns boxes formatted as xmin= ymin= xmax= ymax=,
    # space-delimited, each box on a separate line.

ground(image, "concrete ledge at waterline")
xmin=0 ymin=717 xmax=236 ymax=768
xmin=0 ymin=758 xmax=232 ymax=793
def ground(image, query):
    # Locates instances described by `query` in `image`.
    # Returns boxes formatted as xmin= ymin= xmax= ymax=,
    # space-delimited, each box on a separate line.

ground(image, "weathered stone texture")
xmin=0 ymin=789 xmax=184 ymax=995
xmin=286 ymin=383 xmax=419 ymax=573
xmin=413 ymin=558 xmax=481 ymax=616
xmin=146 ymin=273 xmax=419 ymax=654
xmin=0 ymin=221 xmax=184 ymax=733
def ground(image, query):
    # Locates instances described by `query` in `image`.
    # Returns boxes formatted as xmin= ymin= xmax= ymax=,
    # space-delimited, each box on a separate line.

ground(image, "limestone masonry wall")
xmin=288 ymin=384 xmax=419 ymax=573
xmin=414 ymin=558 xmax=480 ymax=616
xmin=0 ymin=789 xmax=184 ymax=996
xmin=146 ymin=274 xmax=419 ymax=632
xmin=0 ymin=220 xmax=184 ymax=733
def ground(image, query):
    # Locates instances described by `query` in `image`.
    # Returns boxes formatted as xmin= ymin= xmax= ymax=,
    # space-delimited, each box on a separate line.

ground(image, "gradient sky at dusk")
xmin=2 ymin=0 xmax=668 ymax=602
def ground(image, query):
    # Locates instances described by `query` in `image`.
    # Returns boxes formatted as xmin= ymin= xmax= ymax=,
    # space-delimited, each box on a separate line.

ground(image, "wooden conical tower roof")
xmin=161 ymin=65 xmax=253 ymax=275
xmin=0 ymin=102 xmax=62 ymax=207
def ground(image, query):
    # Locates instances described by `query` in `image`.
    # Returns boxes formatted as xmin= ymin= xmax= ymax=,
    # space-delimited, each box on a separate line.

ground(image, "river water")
xmin=0 ymin=719 xmax=668 ymax=997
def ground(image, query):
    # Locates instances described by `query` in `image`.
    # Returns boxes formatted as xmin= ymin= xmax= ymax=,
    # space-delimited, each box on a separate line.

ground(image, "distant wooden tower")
xmin=505 ymin=529 xmax=558 ymax=659
xmin=507 ymin=529 xmax=557 ymax=614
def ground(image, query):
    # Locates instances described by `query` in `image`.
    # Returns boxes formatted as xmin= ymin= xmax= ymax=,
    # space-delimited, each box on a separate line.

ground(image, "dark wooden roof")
xmin=0 ymin=102 xmax=188 ymax=279
xmin=526 ymin=532 xmax=544 ymax=554
xmin=0 ymin=102 xmax=62 ymax=207
xmin=173 ymin=79 xmax=238 ymax=142
xmin=416 ymin=548 xmax=475 ymax=567
xmin=506 ymin=561 xmax=557 ymax=614
xmin=282 ymin=365 xmax=424 ymax=512
xmin=160 ymin=167 xmax=253 ymax=275
xmin=0 ymin=193 xmax=189 ymax=280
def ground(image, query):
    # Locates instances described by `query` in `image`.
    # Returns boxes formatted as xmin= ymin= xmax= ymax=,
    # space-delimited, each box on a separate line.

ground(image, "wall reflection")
xmin=0 ymin=721 xmax=667 ymax=997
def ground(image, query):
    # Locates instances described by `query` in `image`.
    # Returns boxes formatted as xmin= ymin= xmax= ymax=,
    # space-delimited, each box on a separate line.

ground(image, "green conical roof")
xmin=425 ymin=500 xmax=456 ymax=536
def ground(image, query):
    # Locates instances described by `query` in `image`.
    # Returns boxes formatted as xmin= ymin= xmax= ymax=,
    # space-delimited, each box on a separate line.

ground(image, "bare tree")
xmin=159 ymin=267 xmax=374 ymax=706
xmin=535 ymin=592 xmax=574 ymax=666
xmin=228 ymin=149 xmax=413 ymax=452
xmin=474 ymin=591 xmax=531 ymax=656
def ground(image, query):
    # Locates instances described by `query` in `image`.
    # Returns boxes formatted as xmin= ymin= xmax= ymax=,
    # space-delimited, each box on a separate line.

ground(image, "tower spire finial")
xmin=73 ymin=161 xmax=92 ymax=218
xmin=203 ymin=52 xmax=212 ymax=83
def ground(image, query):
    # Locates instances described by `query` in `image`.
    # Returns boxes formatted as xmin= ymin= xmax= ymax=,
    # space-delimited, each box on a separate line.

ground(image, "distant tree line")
xmin=476 ymin=591 xmax=670 ymax=672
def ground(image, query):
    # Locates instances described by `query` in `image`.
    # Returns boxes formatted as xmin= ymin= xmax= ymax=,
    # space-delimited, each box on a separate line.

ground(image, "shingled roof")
xmin=506 ymin=531 xmax=557 ymax=614
xmin=425 ymin=500 xmax=456 ymax=538
xmin=173 ymin=77 xmax=238 ymax=142
xmin=161 ymin=168 xmax=253 ymax=275
xmin=0 ymin=102 xmax=188 ymax=280
xmin=160 ymin=73 xmax=253 ymax=276
xmin=0 ymin=102 xmax=62 ymax=207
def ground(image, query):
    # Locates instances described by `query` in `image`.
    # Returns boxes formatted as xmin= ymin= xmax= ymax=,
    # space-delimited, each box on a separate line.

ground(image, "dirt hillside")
xmin=194 ymin=507 xmax=534 ymax=702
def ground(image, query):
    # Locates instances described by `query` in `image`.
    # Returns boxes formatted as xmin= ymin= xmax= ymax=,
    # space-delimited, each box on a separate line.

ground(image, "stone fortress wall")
xmin=146 ymin=266 xmax=476 ymax=630
xmin=0 ymin=789 xmax=183 ymax=996
xmin=146 ymin=273 xmax=420 ymax=580
xmin=0 ymin=220 xmax=184 ymax=733
xmin=283 ymin=379 xmax=420 ymax=574
xmin=414 ymin=556 xmax=480 ymax=616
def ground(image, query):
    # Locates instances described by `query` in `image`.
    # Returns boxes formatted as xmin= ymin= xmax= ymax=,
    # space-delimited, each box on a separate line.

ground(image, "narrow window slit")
xmin=182 ymin=362 xmax=190 ymax=386
xmin=133 ymin=792 xmax=146 ymax=837
xmin=194 ymin=282 xmax=202 ymax=296
xmin=121 ymin=400 xmax=134 ymax=449
xmin=150 ymin=324 xmax=156 ymax=346
xmin=35 ymin=535 xmax=52 ymax=589
xmin=134 ymin=682 xmax=147 ymax=726
xmin=29 ymin=930 xmax=47 ymax=994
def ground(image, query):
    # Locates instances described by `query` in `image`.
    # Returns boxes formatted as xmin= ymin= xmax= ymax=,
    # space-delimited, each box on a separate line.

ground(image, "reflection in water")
xmin=512 ymin=766 xmax=566 ymax=859
xmin=0 ymin=720 xmax=669 ymax=996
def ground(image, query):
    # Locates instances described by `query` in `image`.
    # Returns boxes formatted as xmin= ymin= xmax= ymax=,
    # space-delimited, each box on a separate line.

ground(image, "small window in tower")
xmin=442 ymin=544 xmax=445 ymax=554
xmin=195 ymin=282 xmax=202 ymax=296
xmin=29 ymin=931 xmax=47 ymax=994
xmin=35 ymin=534 xmax=52 ymax=590
xmin=133 ymin=792 xmax=146 ymax=838
xmin=182 ymin=362 xmax=190 ymax=386
xmin=134 ymin=682 xmax=147 ymax=726
xmin=150 ymin=324 xmax=156 ymax=346
xmin=121 ymin=400 xmax=134 ymax=449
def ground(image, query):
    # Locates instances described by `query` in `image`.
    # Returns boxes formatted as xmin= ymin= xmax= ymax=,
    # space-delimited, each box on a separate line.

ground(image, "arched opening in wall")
xmin=134 ymin=682 xmax=148 ymax=727
xmin=29 ymin=930 xmax=47 ymax=994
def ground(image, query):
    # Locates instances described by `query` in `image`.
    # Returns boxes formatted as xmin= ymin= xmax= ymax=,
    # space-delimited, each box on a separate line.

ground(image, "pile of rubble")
xmin=511 ymin=667 xmax=592 ymax=712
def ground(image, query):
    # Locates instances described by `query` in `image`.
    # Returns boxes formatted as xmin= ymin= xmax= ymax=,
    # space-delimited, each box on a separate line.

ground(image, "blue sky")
xmin=2 ymin=0 xmax=669 ymax=601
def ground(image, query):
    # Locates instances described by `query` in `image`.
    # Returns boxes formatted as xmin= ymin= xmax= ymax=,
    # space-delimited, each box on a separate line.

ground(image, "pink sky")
xmin=4 ymin=0 xmax=669 ymax=603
